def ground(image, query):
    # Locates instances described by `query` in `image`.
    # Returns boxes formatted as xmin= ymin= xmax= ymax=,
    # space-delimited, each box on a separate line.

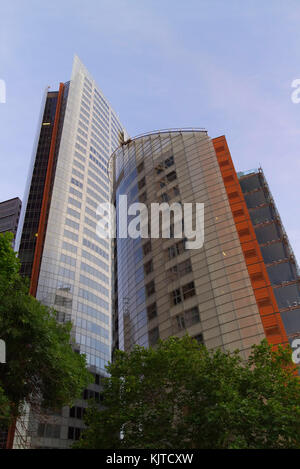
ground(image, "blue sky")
xmin=1 ymin=0 xmax=300 ymax=259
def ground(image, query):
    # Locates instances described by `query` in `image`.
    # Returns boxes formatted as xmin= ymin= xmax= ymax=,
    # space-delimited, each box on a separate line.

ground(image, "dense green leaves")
xmin=75 ymin=336 xmax=300 ymax=449
xmin=0 ymin=232 xmax=92 ymax=421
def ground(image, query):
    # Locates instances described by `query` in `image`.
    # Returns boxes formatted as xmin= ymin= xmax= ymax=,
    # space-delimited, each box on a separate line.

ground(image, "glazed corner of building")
xmin=212 ymin=134 xmax=299 ymax=350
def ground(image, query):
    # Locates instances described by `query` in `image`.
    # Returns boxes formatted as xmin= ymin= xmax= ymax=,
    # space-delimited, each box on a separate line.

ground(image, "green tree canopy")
xmin=75 ymin=335 xmax=300 ymax=449
xmin=0 ymin=232 xmax=92 ymax=422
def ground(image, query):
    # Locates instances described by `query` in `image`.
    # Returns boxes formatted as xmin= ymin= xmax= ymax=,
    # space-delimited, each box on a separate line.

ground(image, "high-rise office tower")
xmin=112 ymin=130 xmax=298 ymax=357
xmin=15 ymin=56 xmax=127 ymax=448
xmin=237 ymin=166 xmax=300 ymax=347
xmin=0 ymin=197 xmax=22 ymax=246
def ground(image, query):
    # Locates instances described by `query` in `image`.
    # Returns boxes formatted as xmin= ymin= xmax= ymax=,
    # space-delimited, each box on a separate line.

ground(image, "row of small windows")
xmin=82 ymin=249 xmax=108 ymax=272
xmin=80 ymin=106 xmax=90 ymax=120
xmin=160 ymin=186 xmax=180 ymax=202
xmin=147 ymin=302 xmax=157 ymax=320
xmin=89 ymin=153 xmax=108 ymax=177
xmin=134 ymin=259 xmax=153 ymax=285
xmin=85 ymin=205 xmax=97 ymax=220
xmin=111 ymin=137 xmax=120 ymax=150
xmin=82 ymin=387 xmax=104 ymax=402
xmin=91 ymin=129 xmax=109 ymax=154
xmin=75 ymin=142 xmax=86 ymax=155
xmin=58 ymin=266 xmax=75 ymax=281
xmin=149 ymin=326 xmax=159 ymax=346
xmin=79 ymin=112 xmax=89 ymax=126
xmin=91 ymin=138 xmax=108 ymax=162
xmin=111 ymin=128 xmax=120 ymax=141
xmin=65 ymin=217 xmax=79 ymax=231
xmin=111 ymin=114 xmax=121 ymax=129
xmin=155 ymin=155 xmax=174 ymax=174
xmin=87 ymin=187 xmax=105 ymax=205
xmin=64 ymin=229 xmax=78 ymax=242
xmin=75 ymin=332 xmax=109 ymax=355
xmin=55 ymin=294 xmax=72 ymax=309
xmin=75 ymin=317 xmax=109 ymax=340
xmin=168 ymin=239 xmax=186 ymax=259
xmin=71 ymin=177 xmax=83 ymax=190
xmin=143 ymin=240 xmax=152 ymax=256
xmin=69 ymin=406 xmax=86 ymax=420
xmin=85 ymin=215 xmax=97 ymax=230
xmin=84 ymin=227 xmax=109 ymax=250
xmin=111 ymin=117 xmax=122 ymax=135
xmin=83 ymin=237 xmax=109 ymax=260
xmin=94 ymin=91 xmax=109 ymax=119
xmin=171 ymin=281 xmax=196 ymax=306
xmin=81 ymin=261 xmax=109 ymax=285
xmin=62 ymin=240 xmax=77 ymax=254
xmin=78 ymin=118 xmax=89 ymax=133
xmin=91 ymin=118 xmax=109 ymax=146
xmin=67 ymin=207 xmax=81 ymax=220
xmin=69 ymin=186 xmax=82 ymax=199
xmin=158 ymin=170 xmax=177 ymax=188
xmin=82 ymin=86 xmax=91 ymax=101
xmin=77 ymin=300 xmax=109 ymax=323
xmin=78 ymin=288 xmax=109 ymax=310
xmin=174 ymin=306 xmax=200 ymax=331
xmin=56 ymin=311 xmax=72 ymax=323
xmin=68 ymin=426 xmax=81 ymax=441
xmin=88 ymin=168 xmax=109 ymax=193
xmin=94 ymin=87 xmax=109 ymax=112
xmin=81 ymin=98 xmax=90 ymax=112
xmin=147 ymin=324 xmax=202 ymax=347
xmin=84 ymin=77 xmax=92 ymax=92
xmin=78 ymin=126 xmax=88 ymax=140
xmin=57 ymin=282 xmax=73 ymax=293
xmin=73 ymin=158 xmax=85 ymax=172
xmin=86 ymin=195 xmax=97 ymax=210
xmin=90 ymin=144 xmax=108 ymax=166
xmin=93 ymin=94 xmax=109 ymax=119
xmin=72 ymin=167 xmax=84 ymax=180
xmin=85 ymin=352 xmax=108 ymax=370
xmin=74 ymin=150 xmax=86 ymax=164
xmin=168 ymin=258 xmax=192 ymax=279
xmin=87 ymin=176 xmax=109 ymax=200
xmin=60 ymin=253 xmax=77 ymax=267
xmin=93 ymin=110 xmax=109 ymax=135
xmin=77 ymin=135 xmax=87 ymax=148
xmin=93 ymin=100 xmax=109 ymax=126
xmin=93 ymin=102 xmax=108 ymax=128
xmin=79 ymin=274 xmax=109 ymax=297
xmin=68 ymin=196 xmax=81 ymax=209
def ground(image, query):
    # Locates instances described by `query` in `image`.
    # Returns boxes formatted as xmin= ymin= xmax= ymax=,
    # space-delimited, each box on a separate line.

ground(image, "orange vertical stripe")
xmin=212 ymin=135 xmax=288 ymax=348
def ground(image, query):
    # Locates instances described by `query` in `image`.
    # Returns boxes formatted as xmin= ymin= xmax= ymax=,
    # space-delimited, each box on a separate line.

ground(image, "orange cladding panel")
xmin=212 ymin=135 xmax=288 ymax=348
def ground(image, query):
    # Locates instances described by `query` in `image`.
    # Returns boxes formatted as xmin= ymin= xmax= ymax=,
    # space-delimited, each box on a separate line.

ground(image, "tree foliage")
xmin=0 ymin=232 xmax=92 ymax=421
xmin=75 ymin=335 xmax=300 ymax=449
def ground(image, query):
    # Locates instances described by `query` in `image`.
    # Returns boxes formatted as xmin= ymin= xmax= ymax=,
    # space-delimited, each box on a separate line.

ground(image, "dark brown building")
xmin=0 ymin=197 xmax=22 ymax=246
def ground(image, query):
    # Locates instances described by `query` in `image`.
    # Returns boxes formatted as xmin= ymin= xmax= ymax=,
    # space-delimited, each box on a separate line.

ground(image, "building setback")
xmin=112 ymin=130 xmax=298 ymax=358
xmin=14 ymin=56 xmax=127 ymax=449
xmin=0 ymin=197 xmax=22 ymax=245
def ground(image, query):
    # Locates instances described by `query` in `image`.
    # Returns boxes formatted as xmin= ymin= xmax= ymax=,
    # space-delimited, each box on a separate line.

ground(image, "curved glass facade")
xmin=113 ymin=130 xmax=265 ymax=356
